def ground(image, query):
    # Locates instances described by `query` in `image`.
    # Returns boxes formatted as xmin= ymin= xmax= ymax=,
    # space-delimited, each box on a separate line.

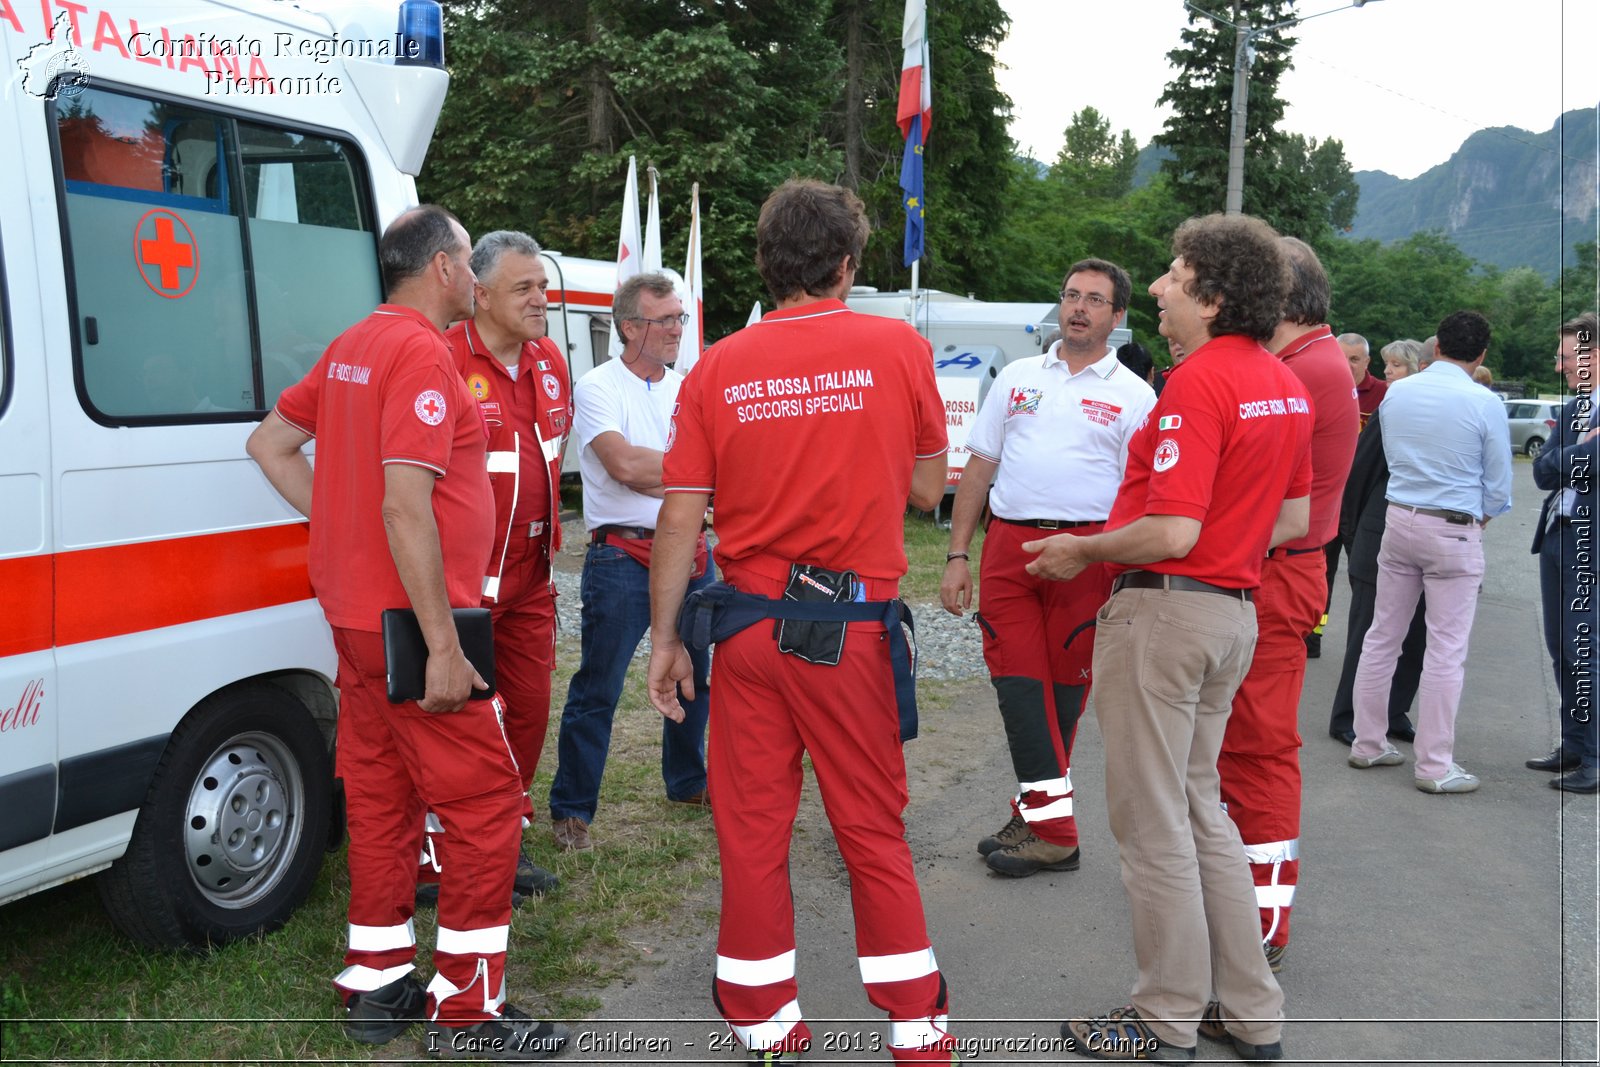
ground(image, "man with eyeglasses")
xmin=938 ymin=259 xmax=1155 ymax=878
xmin=547 ymin=271 xmax=713 ymax=852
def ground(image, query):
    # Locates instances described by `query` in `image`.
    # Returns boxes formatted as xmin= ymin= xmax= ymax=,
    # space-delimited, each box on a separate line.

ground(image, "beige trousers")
xmin=1092 ymin=584 xmax=1285 ymax=1048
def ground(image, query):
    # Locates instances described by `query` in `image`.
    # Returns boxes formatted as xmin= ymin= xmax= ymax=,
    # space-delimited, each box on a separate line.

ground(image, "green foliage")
xmin=1053 ymin=107 xmax=1138 ymax=200
xmin=424 ymin=0 xmax=840 ymax=338
xmin=1558 ymin=241 xmax=1599 ymax=324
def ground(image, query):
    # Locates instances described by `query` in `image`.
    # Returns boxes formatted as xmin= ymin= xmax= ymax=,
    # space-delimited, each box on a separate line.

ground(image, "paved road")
xmin=587 ymin=458 xmax=1598 ymax=1066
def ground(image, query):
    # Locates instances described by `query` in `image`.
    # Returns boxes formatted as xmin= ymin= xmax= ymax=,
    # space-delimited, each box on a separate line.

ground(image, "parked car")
xmin=1504 ymin=399 xmax=1562 ymax=457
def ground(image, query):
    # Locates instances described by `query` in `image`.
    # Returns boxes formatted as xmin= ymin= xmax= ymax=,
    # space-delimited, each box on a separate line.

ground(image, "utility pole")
xmin=1206 ymin=0 xmax=1379 ymax=215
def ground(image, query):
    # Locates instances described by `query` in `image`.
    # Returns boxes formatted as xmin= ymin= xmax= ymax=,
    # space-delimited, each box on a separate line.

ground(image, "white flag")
xmin=608 ymin=155 xmax=643 ymax=358
xmin=746 ymin=301 xmax=763 ymax=327
xmin=677 ymin=183 xmax=704 ymax=375
xmin=644 ymin=165 xmax=663 ymax=274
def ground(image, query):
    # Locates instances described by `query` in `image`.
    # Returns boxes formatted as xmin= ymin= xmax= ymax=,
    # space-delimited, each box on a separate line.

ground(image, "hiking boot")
xmin=1197 ymin=1001 xmax=1283 ymax=1060
xmin=343 ymin=973 xmax=424 ymax=1045
xmin=1264 ymin=941 xmax=1287 ymax=974
xmin=551 ymin=816 xmax=592 ymax=852
xmin=515 ymin=850 xmax=560 ymax=897
xmin=976 ymin=813 xmax=1029 ymax=857
xmin=984 ymin=832 xmax=1079 ymax=877
xmin=1416 ymin=763 xmax=1480 ymax=794
xmin=426 ymin=1005 xmax=570 ymax=1060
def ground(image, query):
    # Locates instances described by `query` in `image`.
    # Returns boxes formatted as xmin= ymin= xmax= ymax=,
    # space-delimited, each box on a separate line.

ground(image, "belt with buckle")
xmin=592 ymin=524 xmax=655 ymax=542
xmin=1395 ymin=504 xmax=1476 ymax=526
xmin=1001 ymin=517 xmax=1104 ymax=530
xmin=1111 ymin=569 xmax=1253 ymax=602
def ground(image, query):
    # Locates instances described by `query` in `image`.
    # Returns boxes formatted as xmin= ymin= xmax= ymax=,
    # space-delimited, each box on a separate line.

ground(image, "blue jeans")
xmin=548 ymin=541 xmax=713 ymax=821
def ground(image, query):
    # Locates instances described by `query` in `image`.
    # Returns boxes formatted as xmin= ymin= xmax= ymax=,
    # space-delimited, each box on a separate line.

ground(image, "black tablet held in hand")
xmin=381 ymin=607 xmax=496 ymax=705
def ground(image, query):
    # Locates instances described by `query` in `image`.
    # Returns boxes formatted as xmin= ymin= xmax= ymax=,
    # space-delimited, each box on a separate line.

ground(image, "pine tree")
xmin=1153 ymin=0 xmax=1357 ymax=238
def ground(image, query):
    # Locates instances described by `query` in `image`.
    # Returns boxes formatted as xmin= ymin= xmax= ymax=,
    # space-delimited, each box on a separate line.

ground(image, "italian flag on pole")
xmin=897 ymin=0 xmax=931 ymax=268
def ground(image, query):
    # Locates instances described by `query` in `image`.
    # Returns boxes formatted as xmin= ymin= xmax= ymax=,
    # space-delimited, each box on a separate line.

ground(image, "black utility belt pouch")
xmin=777 ymin=563 xmax=861 ymax=666
xmin=674 ymin=580 xmax=921 ymax=742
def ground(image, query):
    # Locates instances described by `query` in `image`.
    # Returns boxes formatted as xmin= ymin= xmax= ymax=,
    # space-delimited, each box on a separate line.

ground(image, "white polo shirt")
xmin=573 ymin=356 xmax=682 ymax=530
xmin=966 ymin=343 xmax=1156 ymax=521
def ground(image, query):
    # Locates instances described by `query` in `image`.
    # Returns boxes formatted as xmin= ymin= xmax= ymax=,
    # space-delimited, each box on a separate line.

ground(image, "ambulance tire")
xmin=98 ymin=682 xmax=333 ymax=952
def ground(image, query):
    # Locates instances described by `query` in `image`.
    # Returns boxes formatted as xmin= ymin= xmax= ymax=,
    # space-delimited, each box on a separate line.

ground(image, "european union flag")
xmin=900 ymin=112 xmax=925 ymax=268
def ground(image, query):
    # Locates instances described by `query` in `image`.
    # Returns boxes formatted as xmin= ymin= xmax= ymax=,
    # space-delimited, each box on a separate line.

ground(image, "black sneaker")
xmin=427 ymin=1005 xmax=571 ymax=1060
xmin=515 ymin=850 xmax=560 ymax=898
xmin=343 ymin=973 xmax=425 ymax=1045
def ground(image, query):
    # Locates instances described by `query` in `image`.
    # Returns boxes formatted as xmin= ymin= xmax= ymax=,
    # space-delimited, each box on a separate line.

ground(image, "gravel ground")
xmin=550 ymin=567 xmax=989 ymax=683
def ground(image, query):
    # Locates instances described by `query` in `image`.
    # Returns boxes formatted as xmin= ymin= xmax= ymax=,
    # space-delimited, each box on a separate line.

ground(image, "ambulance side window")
xmin=57 ymin=88 xmax=254 ymax=419
xmin=238 ymin=122 xmax=378 ymax=407
xmin=53 ymin=87 xmax=379 ymax=423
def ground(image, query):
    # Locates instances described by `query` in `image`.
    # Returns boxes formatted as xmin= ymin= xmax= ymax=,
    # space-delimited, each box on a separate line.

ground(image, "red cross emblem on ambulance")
xmin=134 ymin=209 xmax=200 ymax=299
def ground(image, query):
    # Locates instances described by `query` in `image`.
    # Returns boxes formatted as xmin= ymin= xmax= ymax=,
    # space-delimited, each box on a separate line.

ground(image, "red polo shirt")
xmin=1276 ymin=325 xmax=1359 ymax=550
xmin=1355 ymin=371 xmax=1386 ymax=430
xmin=276 ymin=305 xmax=494 ymax=632
xmin=664 ymin=299 xmax=946 ymax=586
xmin=1105 ymin=333 xmax=1313 ymax=590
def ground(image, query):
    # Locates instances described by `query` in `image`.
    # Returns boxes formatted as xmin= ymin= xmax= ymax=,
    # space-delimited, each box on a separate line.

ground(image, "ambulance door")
xmin=0 ymin=93 xmax=62 ymax=899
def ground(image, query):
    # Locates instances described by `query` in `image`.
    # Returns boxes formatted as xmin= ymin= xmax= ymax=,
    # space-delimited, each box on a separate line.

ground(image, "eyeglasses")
xmin=628 ymin=313 xmax=690 ymax=328
xmin=1060 ymin=290 xmax=1113 ymax=309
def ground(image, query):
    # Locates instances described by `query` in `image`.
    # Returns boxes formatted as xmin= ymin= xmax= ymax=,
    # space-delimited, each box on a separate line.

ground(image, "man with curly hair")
xmin=1027 ymin=213 xmax=1308 ymax=1062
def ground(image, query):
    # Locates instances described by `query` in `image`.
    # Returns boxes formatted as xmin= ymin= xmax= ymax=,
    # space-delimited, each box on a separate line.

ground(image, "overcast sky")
xmin=995 ymin=0 xmax=1600 ymax=180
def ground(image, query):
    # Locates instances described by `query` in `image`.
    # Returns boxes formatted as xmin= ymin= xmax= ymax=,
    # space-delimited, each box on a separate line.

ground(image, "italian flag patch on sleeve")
xmin=1158 ymin=415 xmax=1182 ymax=430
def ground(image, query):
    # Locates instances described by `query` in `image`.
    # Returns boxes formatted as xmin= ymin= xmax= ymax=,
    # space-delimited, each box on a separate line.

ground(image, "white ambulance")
xmin=0 ymin=0 xmax=453 ymax=949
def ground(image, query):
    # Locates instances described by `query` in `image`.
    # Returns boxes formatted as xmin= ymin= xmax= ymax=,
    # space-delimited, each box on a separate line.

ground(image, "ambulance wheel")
xmin=98 ymin=682 xmax=333 ymax=952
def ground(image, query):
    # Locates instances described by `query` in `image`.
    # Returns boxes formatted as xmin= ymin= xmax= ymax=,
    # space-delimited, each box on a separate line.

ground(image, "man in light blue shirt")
xmin=1349 ymin=311 xmax=1511 ymax=794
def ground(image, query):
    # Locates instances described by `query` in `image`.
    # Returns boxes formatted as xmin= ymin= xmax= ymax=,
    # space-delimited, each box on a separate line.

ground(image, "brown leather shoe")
xmin=551 ymin=816 xmax=592 ymax=851
xmin=669 ymin=788 xmax=711 ymax=808
xmin=984 ymin=831 xmax=1079 ymax=877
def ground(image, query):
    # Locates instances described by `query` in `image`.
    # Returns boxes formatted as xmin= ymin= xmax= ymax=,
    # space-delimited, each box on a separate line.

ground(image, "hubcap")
xmin=183 ymin=731 xmax=305 ymax=908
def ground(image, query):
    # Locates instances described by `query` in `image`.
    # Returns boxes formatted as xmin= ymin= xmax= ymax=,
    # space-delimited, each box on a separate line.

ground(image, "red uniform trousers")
xmin=1217 ymin=550 xmax=1325 ymax=949
xmin=708 ymin=565 xmax=955 ymax=1064
xmin=420 ymin=531 xmax=555 ymax=883
xmin=331 ymin=627 xmax=525 ymax=1024
xmin=490 ymin=531 xmax=557 ymax=802
xmin=976 ymin=519 xmax=1109 ymax=848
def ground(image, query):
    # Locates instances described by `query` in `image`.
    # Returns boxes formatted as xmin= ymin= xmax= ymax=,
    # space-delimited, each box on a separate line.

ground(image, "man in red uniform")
xmin=646 ymin=180 xmax=958 ymax=1064
xmin=1027 ymin=214 xmax=1309 ymax=1062
xmin=939 ymin=258 xmax=1155 ymax=878
xmin=418 ymin=230 xmax=570 ymax=903
xmin=246 ymin=206 xmax=569 ymax=1059
xmin=1218 ymin=237 xmax=1358 ymax=976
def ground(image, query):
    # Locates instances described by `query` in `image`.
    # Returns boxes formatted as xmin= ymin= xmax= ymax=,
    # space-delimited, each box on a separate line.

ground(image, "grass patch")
xmin=900 ymin=507 xmax=984 ymax=604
